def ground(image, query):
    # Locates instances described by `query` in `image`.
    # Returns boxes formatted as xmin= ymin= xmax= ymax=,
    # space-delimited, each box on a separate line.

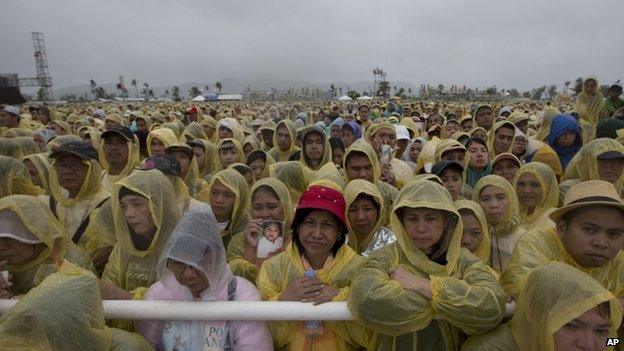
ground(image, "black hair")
xmin=329 ymin=137 xmax=345 ymax=152
xmin=465 ymin=137 xmax=488 ymax=150
xmin=292 ymin=208 xmax=347 ymax=256
xmin=118 ymin=186 xmax=144 ymax=200
xmin=246 ymin=150 xmax=267 ymax=166
xmin=252 ymin=184 xmax=279 ymax=202
xmin=233 ymin=164 xmax=252 ymax=177
xmin=353 ymin=193 xmax=380 ymax=214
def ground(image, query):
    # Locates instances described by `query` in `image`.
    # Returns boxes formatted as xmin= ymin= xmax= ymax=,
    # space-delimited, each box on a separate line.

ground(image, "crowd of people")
xmin=0 ymin=76 xmax=624 ymax=350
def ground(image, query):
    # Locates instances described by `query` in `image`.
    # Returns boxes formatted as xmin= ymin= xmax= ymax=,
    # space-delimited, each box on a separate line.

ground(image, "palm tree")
xmin=172 ymin=86 xmax=180 ymax=100
xmin=143 ymin=83 xmax=150 ymax=101
xmin=330 ymin=84 xmax=336 ymax=97
xmin=131 ymin=79 xmax=138 ymax=97
xmin=215 ymin=81 xmax=222 ymax=94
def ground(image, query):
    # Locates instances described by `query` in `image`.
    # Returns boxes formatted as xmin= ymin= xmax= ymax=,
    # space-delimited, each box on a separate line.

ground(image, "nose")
xmin=572 ymin=329 xmax=598 ymax=350
xmin=355 ymin=209 xmax=366 ymax=221
xmin=592 ymin=233 xmax=609 ymax=249
xmin=180 ymin=266 xmax=196 ymax=280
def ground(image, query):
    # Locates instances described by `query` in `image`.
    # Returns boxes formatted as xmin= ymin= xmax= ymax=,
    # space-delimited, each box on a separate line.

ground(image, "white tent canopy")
xmin=337 ymin=95 xmax=352 ymax=101
xmin=191 ymin=95 xmax=206 ymax=102
xmin=356 ymin=95 xmax=373 ymax=100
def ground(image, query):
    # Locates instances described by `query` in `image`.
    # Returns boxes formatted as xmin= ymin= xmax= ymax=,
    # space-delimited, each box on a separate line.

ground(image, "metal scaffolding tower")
xmin=0 ymin=32 xmax=54 ymax=101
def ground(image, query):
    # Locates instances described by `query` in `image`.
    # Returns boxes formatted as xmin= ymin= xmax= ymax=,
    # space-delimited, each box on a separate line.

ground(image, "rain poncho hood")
xmin=0 ymin=137 xmax=39 ymax=160
xmin=182 ymin=121 xmax=208 ymax=141
xmin=268 ymin=119 xmax=300 ymax=162
xmin=146 ymin=128 xmax=178 ymax=156
xmin=510 ymin=262 xmax=621 ymax=351
xmin=197 ymin=169 xmax=249 ymax=248
xmin=49 ymin=157 xmax=106 ymax=207
xmin=216 ymin=138 xmax=245 ymax=171
xmin=472 ymin=175 xmax=521 ymax=238
xmin=0 ymin=156 xmax=44 ymax=198
xmin=99 ymin=134 xmax=141 ymax=188
xmin=300 ymin=125 xmax=332 ymax=171
xmin=348 ymin=180 xmax=505 ymax=350
xmin=0 ymin=195 xmax=94 ymax=295
xmin=157 ymin=204 xmax=232 ymax=300
xmin=513 ymin=162 xmax=559 ymax=230
xmin=342 ymin=121 xmax=363 ymax=142
xmin=267 ymin=161 xmax=313 ymax=207
xmin=111 ymin=169 xmax=181 ymax=258
xmin=575 ymin=76 xmax=606 ymax=124
xmin=0 ymin=262 xmax=153 ymax=351
xmin=217 ymin=117 xmax=245 ymax=144
xmin=464 ymin=262 xmax=622 ymax=351
xmin=487 ymin=120 xmax=515 ymax=157
xmin=343 ymin=138 xmax=381 ymax=183
xmin=344 ymin=179 xmax=386 ymax=254
xmin=454 ymin=199 xmax=491 ymax=263
xmin=547 ymin=114 xmax=582 ymax=170
xmin=227 ymin=178 xmax=294 ymax=282
xmin=570 ymin=138 xmax=624 ymax=193
xmin=22 ymin=153 xmax=51 ymax=194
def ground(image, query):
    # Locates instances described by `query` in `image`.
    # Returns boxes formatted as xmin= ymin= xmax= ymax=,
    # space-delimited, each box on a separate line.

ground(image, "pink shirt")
xmin=136 ymin=275 xmax=273 ymax=351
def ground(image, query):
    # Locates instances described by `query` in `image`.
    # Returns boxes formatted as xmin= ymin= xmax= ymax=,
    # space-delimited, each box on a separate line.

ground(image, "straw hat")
xmin=549 ymin=180 xmax=624 ymax=223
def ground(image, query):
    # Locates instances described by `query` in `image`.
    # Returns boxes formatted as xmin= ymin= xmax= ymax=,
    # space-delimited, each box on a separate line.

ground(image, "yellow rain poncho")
xmin=166 ymin=142 xmax=208 ymax=197
xmin=344 ymin=179 xmax=390 ymax=255
xmin=0 ymin=262 xmax=153 ymax=351
xmin=146 ymin=128 xmax=178 ymax=156
xmin=191 ymin=138 xmax=217 ymax=179
xmin=268 ymin=119 xmax=300 ymax=162
xmin=0 ymin=195 xmax=94 ymax=296
xmin=22 ymin=153 xmax=51 ymax=194
xmin=102 ymin=170 xmax=181 ymax=302
xmin=535 ymin=106 xmax=561 ymax=142
xmin=161 ymin=121 xmax=184 ymax=139
xmin=216 ymin=138 xmax=245 ymax=171
xmin=365 ymin=122 xmax=414 ymax=188
xmin=565 ymin=138 xmax=624 ymax=194
xmin=227 ymin=178 xmax=293 ymax=283
xmin=83 ymin=130 xmax=103 ymax=151
xmin=454 ymin=199 xmax=491 ymax=263
xmin=463 ymin=262 xmax=622 ymax=351
xmin=217 ymin=117 xmax=245 ymax=143
xmin=99 ymin=135 xmax=141 ymax=192
xmin=196 ymin=169 xmax=249 ymax=248
xmin=246 ymin=149 xmax=276 ymax=180
xmin=0 ymin=156 xmax=44 ymax=198
xmin=200 ymin=115 xmax=217 ymax=141
xmin=513 ymin=162 xmax=558 ymax=230
xmin=268 ymin=161 xmax=314 ymax=207
xmin=472 ymin=175 xmax=526 ymax=273
xmin=575 ymin=76 xmax=607 ymax=124
xmin=257 ymin=243 xmax=371 ymax=350
xmin=433 ymin=139 xmax=467 ymax=167
xmin=3 ymin=128 xmax=35 ymax=138
xmin=343 ymin=139 xmax=399 ymax=224
xmin=500 ymin=224 xmax=624 ymax=300
xmin=259 ymin=120 xmax=277 ymax=151
xmin=182 ymin=121 xmax=208 ymax=141
xmin=414 ymin=136 xmax=440 ymax=174
xmin=487 ymin=121 xmax=515 ymax=157
xmin=48 ymin=157 xmax=110 ymax=245
xmin=300 ymin=125 xmax=332 ymax=171
xmin=0 ymin=137 xmax=40 ymax=159
xmin=83 ymin=199 xmax=117 ymax=275
xmin=309 ymin=162 xmax=346 ymax=191
xmin=348 ymin=180 xmax=505 ymax=350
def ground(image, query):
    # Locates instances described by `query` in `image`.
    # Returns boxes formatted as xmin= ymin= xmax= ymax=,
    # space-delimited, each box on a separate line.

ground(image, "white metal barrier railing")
xmin=0 ymin=300 xmax=515 ymax=321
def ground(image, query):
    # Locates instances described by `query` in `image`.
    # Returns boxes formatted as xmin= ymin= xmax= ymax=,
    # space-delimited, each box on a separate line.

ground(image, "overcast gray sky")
xmin=2 ymin=0 xmax=622 ymax=91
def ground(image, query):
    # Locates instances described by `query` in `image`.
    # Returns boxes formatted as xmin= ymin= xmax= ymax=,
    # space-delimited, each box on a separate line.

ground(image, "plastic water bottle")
xmin=303 ymin=269 xmax=322 ymax=333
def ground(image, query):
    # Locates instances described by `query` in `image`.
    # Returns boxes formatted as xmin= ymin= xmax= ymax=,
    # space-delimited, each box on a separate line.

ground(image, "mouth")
xmin=306 ymin=241 xmax=326 ymax=248
xmin=587 ymin=252 xmax=608 ymax=260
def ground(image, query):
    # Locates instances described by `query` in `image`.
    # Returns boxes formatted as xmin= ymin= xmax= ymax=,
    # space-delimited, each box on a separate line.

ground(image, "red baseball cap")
xmin=293 ymin=185 xmax=347 ymax=231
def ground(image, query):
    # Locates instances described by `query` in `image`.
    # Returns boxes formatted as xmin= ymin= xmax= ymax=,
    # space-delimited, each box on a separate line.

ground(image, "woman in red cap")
xmin=257 ymin=185 xmax=371 ymax=350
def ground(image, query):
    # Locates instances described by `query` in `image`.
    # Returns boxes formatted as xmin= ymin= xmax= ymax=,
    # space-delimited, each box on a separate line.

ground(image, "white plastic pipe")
xmin=0 ymin=300 xmax=352 ymax=321
xmin=0 ymin=300 xmax=515 ymax=321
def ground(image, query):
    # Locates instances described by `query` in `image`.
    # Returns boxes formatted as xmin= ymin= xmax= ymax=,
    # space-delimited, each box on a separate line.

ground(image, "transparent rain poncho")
xmin=463 ymin=262 xmax=622 ymax=351
xmin=0 ymin=156 xmax=44 ymax=198
xmin=512 ymin=162 xmax=559 ymax=230
xmin=0 ymin=262 xmax=153 ymax=351
xmin=226 ymin=178 xmax=293 ymax=283
xmin=348 ymin=180 xmax=505 ymax=350
xmin=0 ymin=195 xmax=94 ymax=296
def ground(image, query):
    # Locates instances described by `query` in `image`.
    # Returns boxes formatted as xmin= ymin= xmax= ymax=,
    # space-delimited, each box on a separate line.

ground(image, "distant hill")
xmin=52 ymin=78 xmax=419 ymax=99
